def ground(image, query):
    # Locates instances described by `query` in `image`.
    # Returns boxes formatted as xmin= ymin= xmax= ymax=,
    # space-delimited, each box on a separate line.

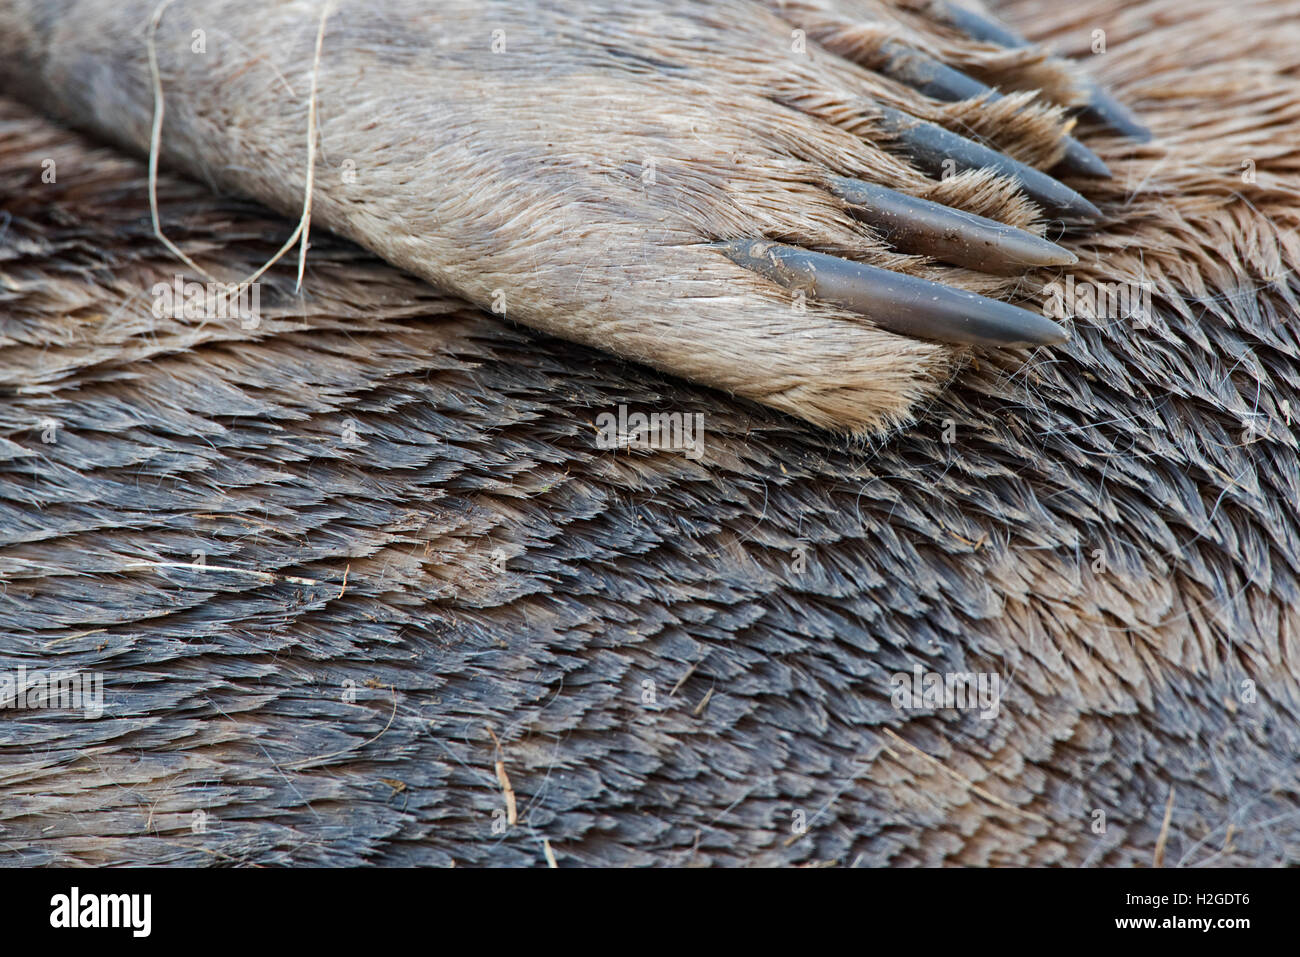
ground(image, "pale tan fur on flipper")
xmin=0 ymin=0 xmax=1089 ymax=434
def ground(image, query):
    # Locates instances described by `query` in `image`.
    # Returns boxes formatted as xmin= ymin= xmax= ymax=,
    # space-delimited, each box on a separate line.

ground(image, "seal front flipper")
xmin=0 ymin=0 xmax=1117 ymax=435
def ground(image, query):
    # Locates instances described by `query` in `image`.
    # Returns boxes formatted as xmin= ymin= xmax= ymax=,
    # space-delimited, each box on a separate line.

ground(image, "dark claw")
xmin=927 ymin=0 xmax=1152 ymax=141
xmin=1079 ymin=79 xmax=1153 ymax=142
xmin=928 ymin=0 xmax=1027 ymax=48
xmin=827 ymin=177 xmax=1077 ymax=273
xmin=876 ymin=106 xmax=1103 ymax=219
xmin=1059 ymin=136 xmax=1112 ymax=178
xmin=876 ymin=38 xmax=992 ymax=101
xmin=874 ymin=40 xmax=1112 ymax=178
xmin=717 ymin=239 xmax=1068 ymax=347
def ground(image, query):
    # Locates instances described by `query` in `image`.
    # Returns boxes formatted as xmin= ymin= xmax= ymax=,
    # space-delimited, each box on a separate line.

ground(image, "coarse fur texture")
xmin=0 ymin=0 xmax=1298 ymax=866
xmin=0 ymin=0 xmax=1097 ymax=434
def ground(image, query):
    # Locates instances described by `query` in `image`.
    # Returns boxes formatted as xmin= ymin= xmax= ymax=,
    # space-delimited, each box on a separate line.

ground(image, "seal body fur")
xmin=0 ymin=0 xmax=1299 ymax=866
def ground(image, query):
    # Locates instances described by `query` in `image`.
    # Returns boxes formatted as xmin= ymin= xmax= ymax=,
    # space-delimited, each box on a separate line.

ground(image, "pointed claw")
xmin=928 ymin=1 xmax=1151 ymax=142
xmin=876 ymin=107 xmax=1103 ymax=219
xmin=1079 ymin=79 xmax=1153 ymax=142
xmin=874 ymin=41 xmax=1111 ymax=179
xmin=827 ymin=177 xmax=1077 ymax=273
xmin=876 ymin=38 xmax=992 ymax=102
xmin=717 ymin=239 xmax=1068 ymax=346
xmin=1058 ymin=137 xmax=1112 ymax=178
xmin=928 ymin=0 xmax=1027 ymax=48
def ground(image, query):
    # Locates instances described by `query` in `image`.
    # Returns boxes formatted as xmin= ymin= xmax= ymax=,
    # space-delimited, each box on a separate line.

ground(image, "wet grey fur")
xmin=2 ymin=0 xmax=1300 ymax=866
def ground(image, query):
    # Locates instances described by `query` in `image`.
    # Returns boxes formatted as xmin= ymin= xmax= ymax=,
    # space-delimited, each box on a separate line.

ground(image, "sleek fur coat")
xmin=0 ymin=0 xmax=1298 ymax=865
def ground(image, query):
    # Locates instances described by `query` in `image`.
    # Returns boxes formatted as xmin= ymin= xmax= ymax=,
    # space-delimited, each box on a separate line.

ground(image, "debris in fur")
xmin=0 ymin=0 xmax=1128 ymax=434
xmin=0 ymin=0 xmax=1297 ymax=870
